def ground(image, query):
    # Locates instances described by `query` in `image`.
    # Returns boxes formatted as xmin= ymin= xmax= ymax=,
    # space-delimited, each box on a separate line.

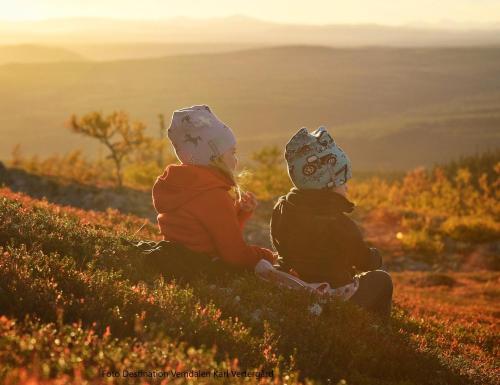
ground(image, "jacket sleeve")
xmin=269 ymin=199 xmax=284 ymax=253
xmin=192 ymin=189 xmax=275 ymax=268
xmin=340 ymin=216 xmax=382 ymax=272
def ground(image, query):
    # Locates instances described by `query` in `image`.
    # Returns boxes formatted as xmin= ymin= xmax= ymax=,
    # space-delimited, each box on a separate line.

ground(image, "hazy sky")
xmin=2 ymin=0 xmax=500 ymax=26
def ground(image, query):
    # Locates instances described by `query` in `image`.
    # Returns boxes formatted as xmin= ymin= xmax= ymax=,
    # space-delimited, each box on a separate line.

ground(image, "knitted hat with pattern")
xmin=284 ymin=126 xmax=352 ymax=190
xmin=167 ymin=105 xmax=236 ymax=165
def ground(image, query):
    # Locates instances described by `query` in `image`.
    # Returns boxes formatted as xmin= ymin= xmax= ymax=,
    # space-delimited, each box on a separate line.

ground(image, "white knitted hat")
xmin=167 ymin=105 xmax=236 ymax=165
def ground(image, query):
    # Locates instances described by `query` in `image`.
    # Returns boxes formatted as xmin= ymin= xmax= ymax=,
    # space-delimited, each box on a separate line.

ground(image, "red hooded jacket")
xmin=152 ymin=164 xmax=275 ymax=268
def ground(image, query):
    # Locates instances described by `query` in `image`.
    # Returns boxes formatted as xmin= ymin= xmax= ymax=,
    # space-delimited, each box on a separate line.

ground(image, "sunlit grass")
xmin=0 ymin=185 xmax=498 ymax=384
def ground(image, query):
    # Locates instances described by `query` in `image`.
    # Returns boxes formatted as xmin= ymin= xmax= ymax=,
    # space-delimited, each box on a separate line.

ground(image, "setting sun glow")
xmin=1 ymin=0 xmax=499 ymax=26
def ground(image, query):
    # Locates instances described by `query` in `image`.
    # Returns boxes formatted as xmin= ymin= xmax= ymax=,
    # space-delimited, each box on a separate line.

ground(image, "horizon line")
xmin=1 ymin=14 xmax=500 ymax=30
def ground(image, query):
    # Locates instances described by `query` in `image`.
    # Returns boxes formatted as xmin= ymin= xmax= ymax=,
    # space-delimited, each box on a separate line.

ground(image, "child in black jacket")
xmin=270 ymin=127 xmax=393 ymax=319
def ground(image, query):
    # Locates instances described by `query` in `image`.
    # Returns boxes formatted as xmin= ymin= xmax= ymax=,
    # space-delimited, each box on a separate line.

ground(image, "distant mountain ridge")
xmin=1 ymin=15 xmax=500 ymax=46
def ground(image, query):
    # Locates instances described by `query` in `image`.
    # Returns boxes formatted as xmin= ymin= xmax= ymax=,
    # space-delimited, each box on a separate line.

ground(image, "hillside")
xmin=1 ymin=46 xmax=499 ymax=170
xmin=0 ymin=44 xmax=85 ymax=65
xmin=0 ymin=186 xmax=498 ymax=384
xmin=63 ymin=42 xmax=268 ymax=61
xmin=1 ymin=148 xmax=498 ymax=272
xmin=0 ymin=42 xmax=266 ymax=62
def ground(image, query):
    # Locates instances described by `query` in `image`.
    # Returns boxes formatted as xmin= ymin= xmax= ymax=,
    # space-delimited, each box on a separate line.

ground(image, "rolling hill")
xmin=0 ymin=42 xmax=267 ymax=62
xmin=0 ymin=44 xmax=85 ymax=65
xmin=0 ymin=45 xmax=499 ymax=170
xmin=62 ymin=42 xmax=268 ymax=61
xmin=0 ymin=183 xmax=498 ymax=384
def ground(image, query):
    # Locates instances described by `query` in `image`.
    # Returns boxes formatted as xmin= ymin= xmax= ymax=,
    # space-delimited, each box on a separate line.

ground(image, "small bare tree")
xmin=67 ymin=111 xmax=148 ymax=188
xmin=10 ymin=143 xmax=23 ymax=167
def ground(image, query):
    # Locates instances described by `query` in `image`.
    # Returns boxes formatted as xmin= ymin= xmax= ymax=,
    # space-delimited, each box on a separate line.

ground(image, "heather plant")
xmin=8 ymin=143 xmax=177 ymax=191
xmin=346 ymin=156 xmax=500 ymax=257
xmin=0 ymin=187 xmax=497 ymax=384
xmin=8 ymin=145 xmax=116 ymax=187
xmin=0 ymin=314 xmax=302 ymax=385
xmin=5 ymin=145 xmax=499 ymax=264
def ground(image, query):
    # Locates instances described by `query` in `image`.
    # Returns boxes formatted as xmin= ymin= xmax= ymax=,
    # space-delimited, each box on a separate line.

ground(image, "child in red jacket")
xmin=152 ymin=105 xmax=276 ymax=271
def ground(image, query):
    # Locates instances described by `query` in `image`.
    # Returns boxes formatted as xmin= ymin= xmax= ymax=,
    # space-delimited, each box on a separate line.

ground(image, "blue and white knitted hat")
xmin=168 ymin=105 xmax=236 ymax=165
xmin=284 ymin=127 xmax=352 ymax=190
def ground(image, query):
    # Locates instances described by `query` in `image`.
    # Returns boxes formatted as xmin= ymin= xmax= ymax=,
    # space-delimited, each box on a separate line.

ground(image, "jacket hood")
xmin=152 ymin=164 xmax=234 ymax=213
xmin=282 ymin=187 xmax=355 ymax=214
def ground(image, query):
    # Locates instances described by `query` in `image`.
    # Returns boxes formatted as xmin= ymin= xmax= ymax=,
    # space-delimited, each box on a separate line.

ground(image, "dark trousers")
xmin=348 ymin=270 xmax=393 ymax=320
xmin=127 ymin=239 xmax=249 ymax=283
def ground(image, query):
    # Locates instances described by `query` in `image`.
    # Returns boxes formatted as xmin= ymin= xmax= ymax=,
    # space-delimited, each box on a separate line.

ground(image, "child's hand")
xmin=238 ymin=191 xmax=258 ymax=213
xmin=263 ymin=251 xmax=279 ymax=265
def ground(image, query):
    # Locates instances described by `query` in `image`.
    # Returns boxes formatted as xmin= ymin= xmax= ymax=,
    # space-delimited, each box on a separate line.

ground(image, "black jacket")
xmin=270 ymin=187 xmax=382 ymax=288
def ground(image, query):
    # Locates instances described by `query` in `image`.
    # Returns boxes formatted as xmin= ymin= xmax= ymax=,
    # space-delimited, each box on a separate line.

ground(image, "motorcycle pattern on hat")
xmin=285 ymin=126 xmax=352 ymax=190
